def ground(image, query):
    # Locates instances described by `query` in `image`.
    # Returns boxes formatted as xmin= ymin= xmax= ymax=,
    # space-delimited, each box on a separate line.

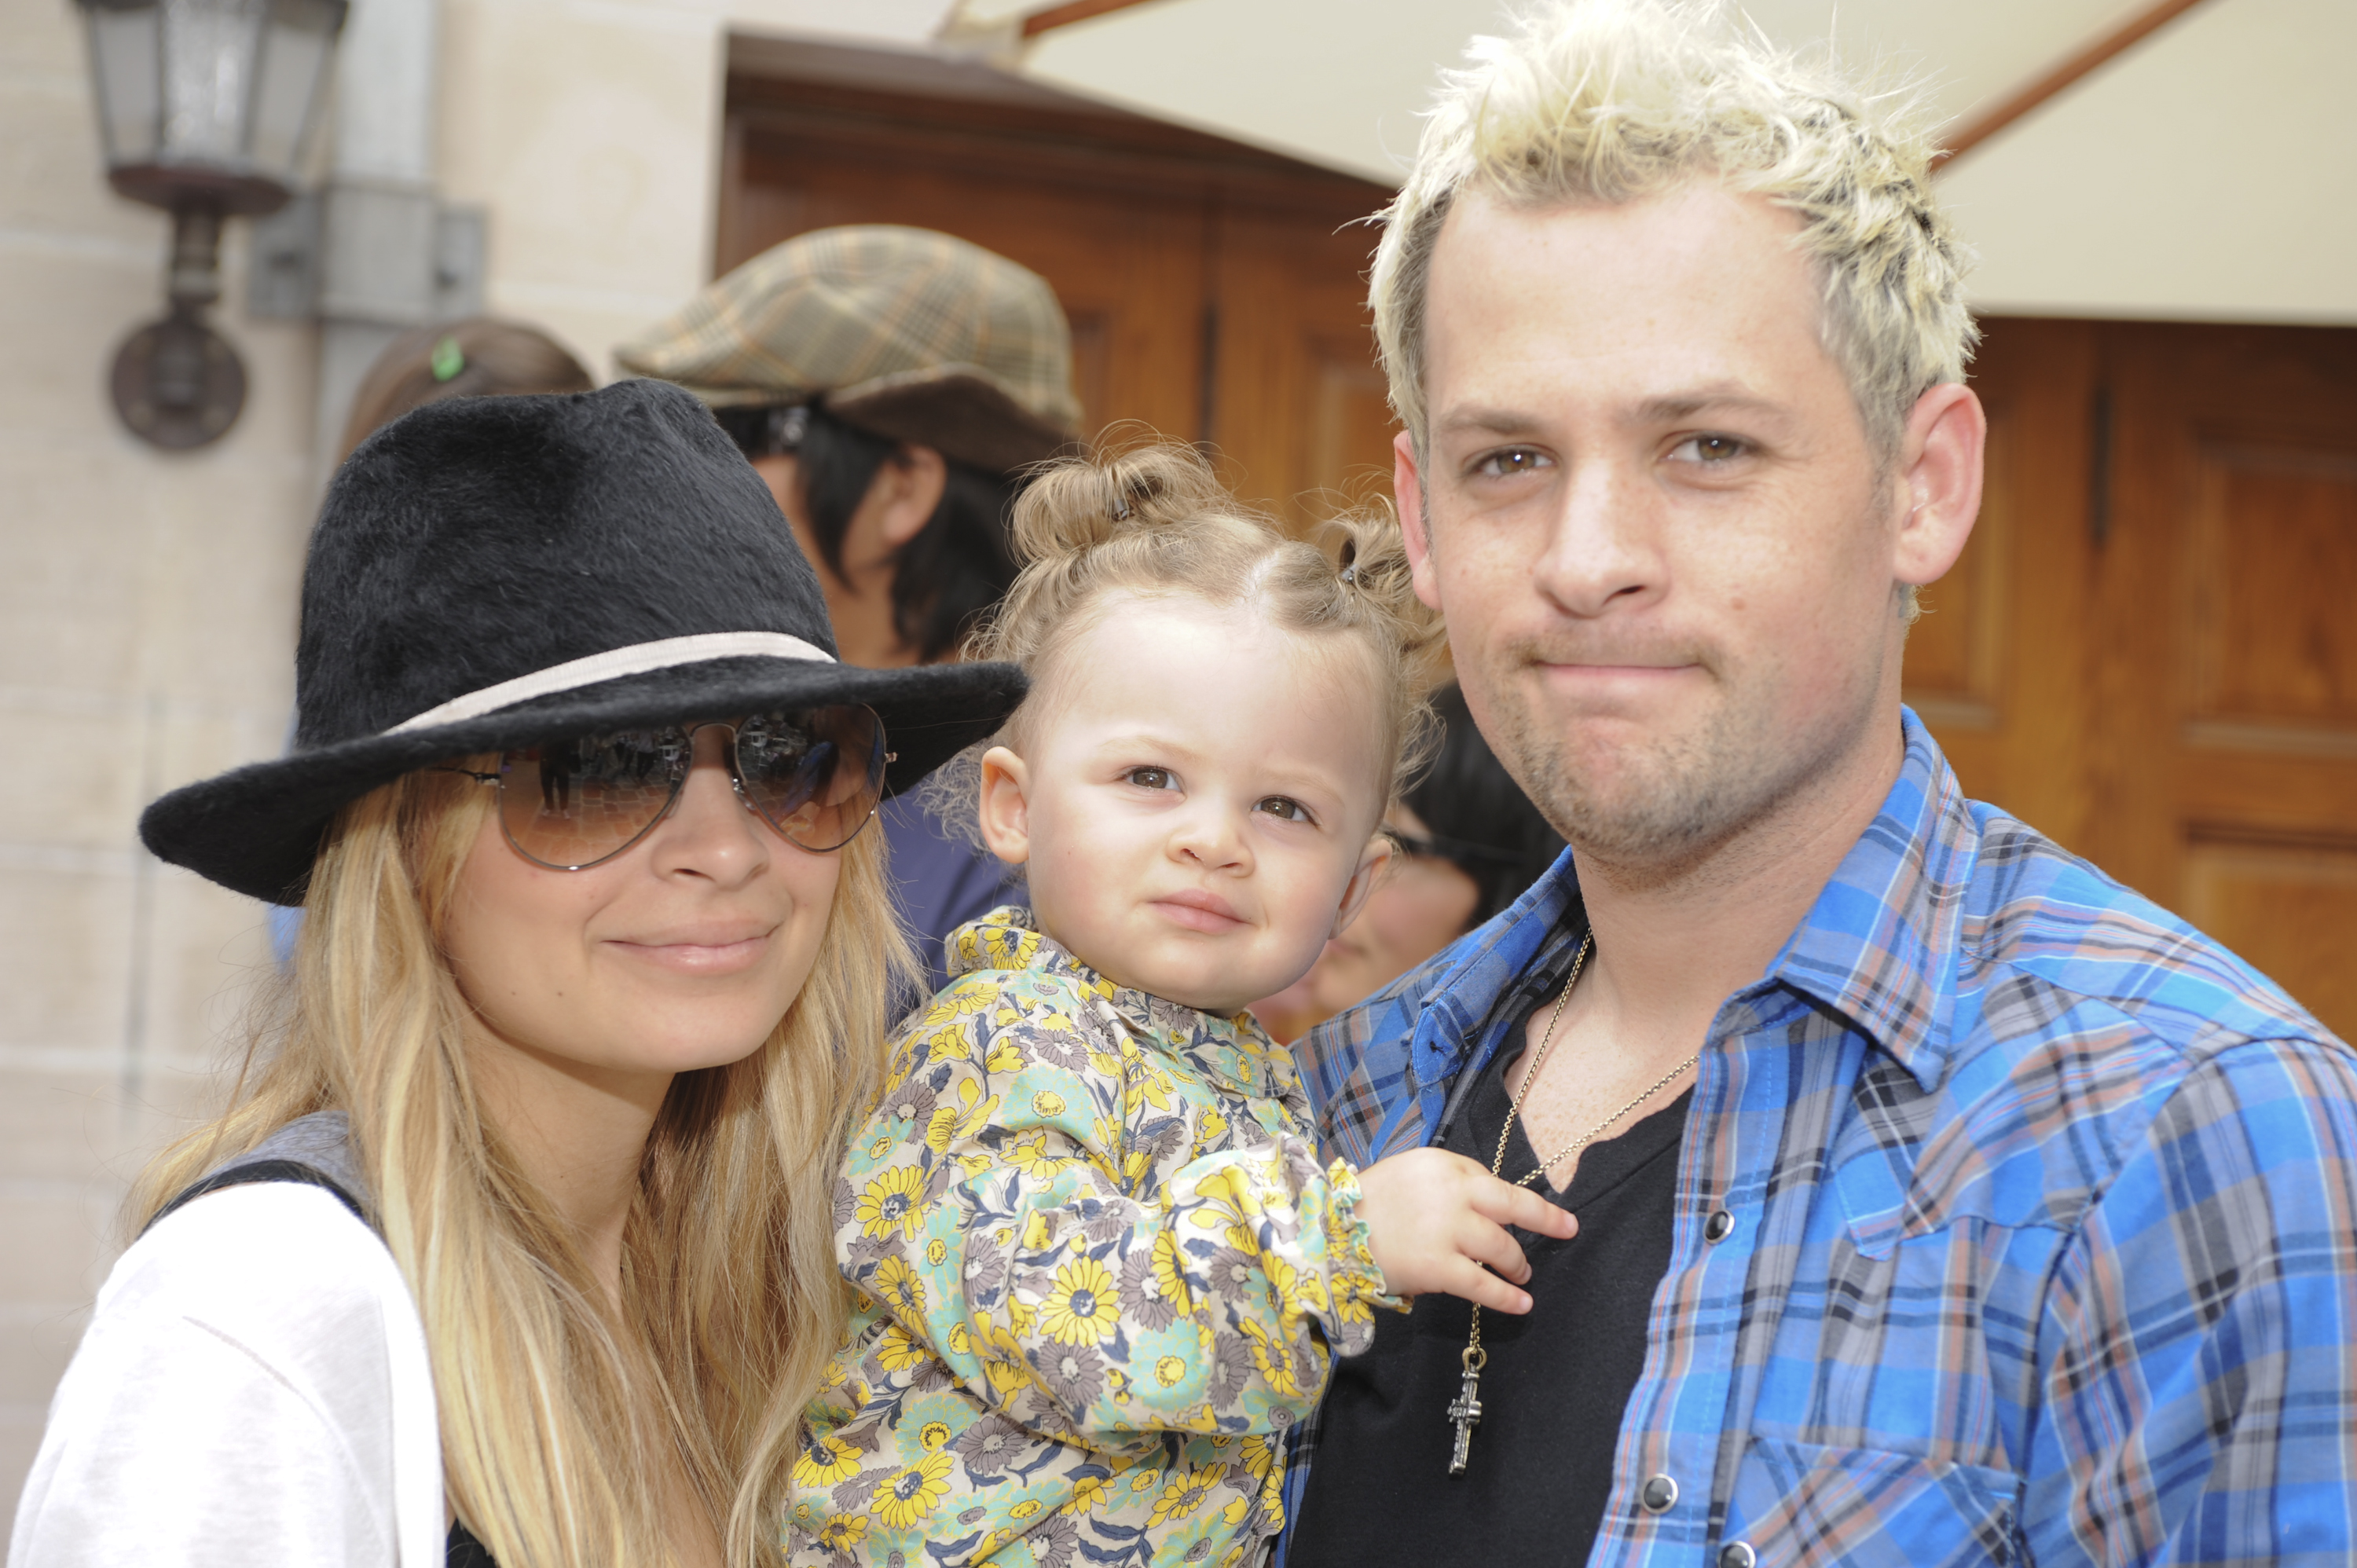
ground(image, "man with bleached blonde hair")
xmin=1283 ymin=4 xmax=2356 ymax=1566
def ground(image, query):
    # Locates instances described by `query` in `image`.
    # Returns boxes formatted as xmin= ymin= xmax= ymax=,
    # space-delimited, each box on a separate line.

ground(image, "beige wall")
xmin=0 ymin=0 xmax=317 ymax=1506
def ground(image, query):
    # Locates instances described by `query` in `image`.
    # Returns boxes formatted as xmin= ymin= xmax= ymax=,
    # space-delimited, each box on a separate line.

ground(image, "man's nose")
xmin=1530 ymin=452 xmax=1665 ymax=618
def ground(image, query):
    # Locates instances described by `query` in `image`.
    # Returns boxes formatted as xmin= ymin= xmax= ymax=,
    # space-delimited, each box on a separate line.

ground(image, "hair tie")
xmin=429 ymin=336 xmax=466 ymax=383
xmin=1338 ymin=540 xmax=1359 ymax=586
xmin=1111 ymin=493 xmax=1132 ymax=522
xmin=1340 ymin=565 xmax=1358 ymax=585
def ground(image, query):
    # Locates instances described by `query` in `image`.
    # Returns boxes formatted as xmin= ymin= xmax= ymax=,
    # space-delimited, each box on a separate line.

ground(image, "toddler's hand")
xmin=1355 ymin=1148 xmax=1578 ymax=1314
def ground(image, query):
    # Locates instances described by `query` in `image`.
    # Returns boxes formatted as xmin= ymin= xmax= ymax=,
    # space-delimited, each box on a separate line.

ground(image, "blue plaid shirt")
xmin=1277 ymin=711 xmax=2357 ymax=1566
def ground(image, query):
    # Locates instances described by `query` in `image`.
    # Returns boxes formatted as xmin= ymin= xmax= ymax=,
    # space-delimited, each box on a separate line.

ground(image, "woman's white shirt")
xmin=9 ymin=1181 xmax=445 ymax=1567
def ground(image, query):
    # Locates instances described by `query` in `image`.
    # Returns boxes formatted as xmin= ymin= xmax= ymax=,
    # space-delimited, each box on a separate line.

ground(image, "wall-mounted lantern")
xmin=75 ymin=0 xmax=350 ymax=449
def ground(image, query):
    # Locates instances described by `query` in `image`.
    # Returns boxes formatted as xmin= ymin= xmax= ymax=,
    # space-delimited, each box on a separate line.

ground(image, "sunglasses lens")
xmin=499 ymin=730 xmax=687 ymax=869
xmin=733 ymin=705 xmax=886 ymax=851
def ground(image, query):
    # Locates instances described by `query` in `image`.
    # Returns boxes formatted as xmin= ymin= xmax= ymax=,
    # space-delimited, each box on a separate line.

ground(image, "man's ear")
xmin=976 ymin=746 xmax=1033 ymax=868
xmin=875 ymin=445 xmax=949 ymax=550
xmin=1393 ymin=430 xmax=1443 ymax=613
xmin=1329 ymin=831 xmax=1396 ymax=939
xmin=1892 ymin=383 xmax=1985 ymax=592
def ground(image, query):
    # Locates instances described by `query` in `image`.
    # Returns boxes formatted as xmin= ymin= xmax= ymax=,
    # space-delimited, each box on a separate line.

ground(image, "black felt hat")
xmin=141 ymin=377 xmax=1026 ymax=905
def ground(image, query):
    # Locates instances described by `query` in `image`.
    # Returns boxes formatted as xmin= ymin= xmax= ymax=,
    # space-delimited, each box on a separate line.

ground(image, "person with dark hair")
xmin=1253 ymin=684 xmax=1565 ymax=1042
xmin=336 ymin=316 xmax=595 ymax=461
xmin=706 ymin=401 xmax=1027 ymax=670
xmin=617 ymin=226 xmax=1083 ymax=997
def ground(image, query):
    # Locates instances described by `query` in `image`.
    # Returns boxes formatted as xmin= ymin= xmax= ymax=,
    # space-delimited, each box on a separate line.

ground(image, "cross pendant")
xmin=1446 ymin=1358 xmax=1484 ymax=1475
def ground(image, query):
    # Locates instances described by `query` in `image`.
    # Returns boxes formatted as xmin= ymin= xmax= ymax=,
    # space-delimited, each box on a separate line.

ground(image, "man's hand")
xmin=1355 ymin=1147 xmax=1578 ymax=1313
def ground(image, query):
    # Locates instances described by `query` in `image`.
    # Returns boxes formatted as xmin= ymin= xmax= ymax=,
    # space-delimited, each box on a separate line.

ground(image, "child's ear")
xmin=1329 ymin=831 xmax=1395 ymax=938
xmin=976 ymin=746 xmax=1033 ymax=867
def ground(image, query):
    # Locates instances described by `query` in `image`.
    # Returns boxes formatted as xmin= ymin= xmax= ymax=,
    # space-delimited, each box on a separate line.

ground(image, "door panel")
xmin=2182 ymin=838 xmax=2357 ymax=1034
xmin=1915 ymin=319 xmax=2357 ymax=1039
xmin=2186 ymin=445 xmax=2357 ymax=731
xmin=1210 ymin=207 xmax=1393 ymax=516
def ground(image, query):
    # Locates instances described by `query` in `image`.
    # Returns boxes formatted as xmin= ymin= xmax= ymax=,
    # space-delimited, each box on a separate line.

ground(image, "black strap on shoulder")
xmin=146 ymin=1160 xmax=372 ymax=1236
xmin=447 ymin=1519 xmax=499 ymax=1567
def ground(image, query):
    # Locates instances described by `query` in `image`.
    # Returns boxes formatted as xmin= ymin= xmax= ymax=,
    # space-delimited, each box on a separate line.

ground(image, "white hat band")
xmin=385 ymin=632 xmax=835 ymax=735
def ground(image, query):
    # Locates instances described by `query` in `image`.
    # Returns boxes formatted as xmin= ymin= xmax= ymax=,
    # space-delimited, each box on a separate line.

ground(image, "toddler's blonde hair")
xmin=940 ymin=441 xmax=1445 ymax=826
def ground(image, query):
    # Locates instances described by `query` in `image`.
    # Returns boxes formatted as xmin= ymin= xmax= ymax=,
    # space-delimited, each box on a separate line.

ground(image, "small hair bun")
xmin=1006 ymin=440 xmax=1236 ymax=566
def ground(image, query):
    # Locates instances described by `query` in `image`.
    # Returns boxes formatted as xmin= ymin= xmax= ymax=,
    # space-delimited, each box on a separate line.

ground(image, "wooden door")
xmin=1906 ymin=318 xmax=2357 ymax=1037
xmin=718 ymin=75 xmax=1401 ymax=528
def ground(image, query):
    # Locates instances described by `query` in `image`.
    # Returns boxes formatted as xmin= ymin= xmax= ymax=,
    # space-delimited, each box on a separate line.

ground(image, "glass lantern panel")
xmin=246 ymin=0 xmax=339 ymax=181
xmin=159 ymin=0 xmax=267 ymax=164
xmin=85 ymin=4 xmax=163 ymax=166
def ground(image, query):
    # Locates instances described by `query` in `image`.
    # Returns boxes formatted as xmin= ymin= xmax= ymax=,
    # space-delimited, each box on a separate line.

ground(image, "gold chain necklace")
xmin=1445 ymin=932 xmax=1700 ymax=1476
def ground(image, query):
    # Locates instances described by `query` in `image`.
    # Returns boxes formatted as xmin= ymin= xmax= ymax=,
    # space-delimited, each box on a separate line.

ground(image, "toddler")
xmin=790 ymin=446 xmax=1573 ymax=1567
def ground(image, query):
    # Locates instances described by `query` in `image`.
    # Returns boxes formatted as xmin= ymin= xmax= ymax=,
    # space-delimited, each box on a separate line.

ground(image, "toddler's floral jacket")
xmin=788 ymin=907 xmax=1395 ymax=1567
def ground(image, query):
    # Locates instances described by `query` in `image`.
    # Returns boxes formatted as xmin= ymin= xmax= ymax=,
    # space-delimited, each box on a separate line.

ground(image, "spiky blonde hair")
xmin=1369 ymin=0 xmax=1976 ymax=462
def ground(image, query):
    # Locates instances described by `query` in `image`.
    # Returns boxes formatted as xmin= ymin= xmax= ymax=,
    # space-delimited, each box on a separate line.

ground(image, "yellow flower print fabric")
xmin=790 ymin=907 xmax=1395 ymax=1568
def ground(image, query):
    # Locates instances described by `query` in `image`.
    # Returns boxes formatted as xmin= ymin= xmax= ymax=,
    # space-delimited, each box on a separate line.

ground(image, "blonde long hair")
xmin=132 ymin=761 xmax=909 ymax=1567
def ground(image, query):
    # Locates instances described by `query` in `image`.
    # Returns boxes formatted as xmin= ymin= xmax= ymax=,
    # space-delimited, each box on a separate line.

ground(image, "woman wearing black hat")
xmin=9 ymin=380 xmax=1023 ymax=1568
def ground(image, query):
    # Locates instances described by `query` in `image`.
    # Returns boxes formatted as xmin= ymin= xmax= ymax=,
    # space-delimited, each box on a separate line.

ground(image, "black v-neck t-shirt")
xmin=1288 ymin=1032 xmax=1690 ymax=1568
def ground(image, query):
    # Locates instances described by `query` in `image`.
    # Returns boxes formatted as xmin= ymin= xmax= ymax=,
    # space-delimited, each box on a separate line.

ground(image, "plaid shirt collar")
xmin=1761 ymin=718 xmax=1967 ymax=1095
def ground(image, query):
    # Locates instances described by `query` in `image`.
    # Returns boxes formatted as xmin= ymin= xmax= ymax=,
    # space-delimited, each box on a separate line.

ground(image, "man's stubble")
xmin=1467 ymin=608 xmax=1892 ymax=895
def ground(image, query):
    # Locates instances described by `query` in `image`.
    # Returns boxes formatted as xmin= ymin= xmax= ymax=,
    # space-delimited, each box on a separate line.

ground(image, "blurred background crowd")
xmin=4 ymin=0 xmax=2354 ymax=1518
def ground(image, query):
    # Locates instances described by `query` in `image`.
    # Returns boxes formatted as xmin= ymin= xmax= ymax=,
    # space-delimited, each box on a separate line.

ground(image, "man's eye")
xmin=1471 ymin=448 xmax=1550 ymax=480
xmin=1255 ymin=797 xmax=1311 ymax=823
xmin=1125 ymin=767 xmax=1176 ymax=790
xmin=1670 ymin=434 xmax=1748 ymax=463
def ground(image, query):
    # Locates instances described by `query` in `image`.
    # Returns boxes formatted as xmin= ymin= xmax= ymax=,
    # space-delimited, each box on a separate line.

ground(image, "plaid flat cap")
xmin=616 ymin=225 xmax=1083 ymax=474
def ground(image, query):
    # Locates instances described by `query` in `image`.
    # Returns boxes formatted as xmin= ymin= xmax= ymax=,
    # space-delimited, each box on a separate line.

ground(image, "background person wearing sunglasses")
xmin=1252 ymin=685 xmax=1568 ymax=1044
xmin=618 ymin=227 xmax=1084 ymax=1002
xmin=9 ymin=380 xmax=1023 ymax=1568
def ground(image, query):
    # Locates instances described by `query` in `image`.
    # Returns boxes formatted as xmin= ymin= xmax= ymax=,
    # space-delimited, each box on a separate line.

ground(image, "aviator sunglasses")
xmin=440 ymin=705 xmax=889 ymax=870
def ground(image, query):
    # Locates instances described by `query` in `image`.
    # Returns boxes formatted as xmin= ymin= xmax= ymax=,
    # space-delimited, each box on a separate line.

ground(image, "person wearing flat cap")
xmin=616 ymin=225 xmax=1083 ymax=999
xmin=9 ymin=379 xmax=1023 ymax=1568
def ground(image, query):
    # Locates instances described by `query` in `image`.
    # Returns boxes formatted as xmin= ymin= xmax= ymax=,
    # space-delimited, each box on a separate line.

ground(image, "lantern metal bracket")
xmin=247 ymin=188 xmax=486 ymax=324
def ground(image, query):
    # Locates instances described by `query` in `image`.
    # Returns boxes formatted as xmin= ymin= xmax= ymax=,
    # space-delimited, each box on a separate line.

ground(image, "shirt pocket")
xmin=1726 ymin=1436 xmax=2022 ymax=1568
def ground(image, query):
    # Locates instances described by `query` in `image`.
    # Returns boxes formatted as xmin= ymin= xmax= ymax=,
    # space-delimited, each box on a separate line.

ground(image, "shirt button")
xmin=1704 ymin=1208 xmax=1736 ymax=1243
xmin=1719 ymin=1543 xmax=1757 ymax=1568
xmin=1639 ymin=1473 xmax=1678 ymax=1512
